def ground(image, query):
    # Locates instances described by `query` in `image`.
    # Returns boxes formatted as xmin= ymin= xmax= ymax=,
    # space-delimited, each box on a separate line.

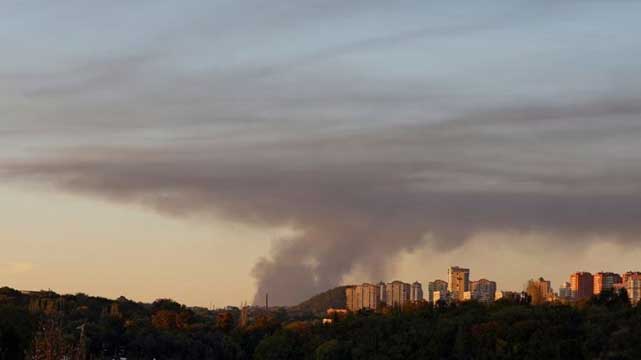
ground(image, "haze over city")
xmin=2 ymin=0 xmax=641 ymax=308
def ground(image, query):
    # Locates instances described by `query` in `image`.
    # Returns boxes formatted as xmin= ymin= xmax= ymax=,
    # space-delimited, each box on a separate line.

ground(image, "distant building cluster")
xmin=526 ymin=277 xmax=555 ymax=304
xmin=345 ymin=283 xmax=380 ymax=312
xmin=344 ymin=267 xmax=641 ymax=312
xmin=523 ymin=270 xmax=641 ymax=305
xmin=561 ymin=271 xmax=641 ymax=304
xmin=446 ymin=266 xmax=496 ymax=304
xmin=346 ymin=280 xmax=420 ymax=311
xmin=345 ymin=266 xmax=499 ymax=311
xmin=469 ymin=279 xmax=497 ymax=303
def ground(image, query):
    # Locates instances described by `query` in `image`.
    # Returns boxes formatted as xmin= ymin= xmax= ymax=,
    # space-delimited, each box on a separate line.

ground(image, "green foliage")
xmin=152 ymin=298 xmax=184 ymax=313
xmin=254 ymin=333 xmax=302 ymax=360
xmin=588 ymin=288 xmax=630 ymax=308
xmin=2 ymin=287 xmax=641 ymax=359
xmin=315 ymin=339 xmax=351 ymax=360
xmin=0 ymin=305 xmax=35 ymax=359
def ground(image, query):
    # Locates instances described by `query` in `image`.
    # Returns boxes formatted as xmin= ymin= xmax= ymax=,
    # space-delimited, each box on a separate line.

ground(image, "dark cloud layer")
xmin=3 ymin=98 xmax=641 ymax=305
xmin=3 ymin=1 xmax=641 ymax=305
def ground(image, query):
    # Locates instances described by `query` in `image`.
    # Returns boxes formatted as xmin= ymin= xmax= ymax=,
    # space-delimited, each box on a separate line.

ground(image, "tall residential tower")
xmin=448 ymin=266 xmax=470 ymax=301
xmin=570 ymin=272 xmax=593 ymax=300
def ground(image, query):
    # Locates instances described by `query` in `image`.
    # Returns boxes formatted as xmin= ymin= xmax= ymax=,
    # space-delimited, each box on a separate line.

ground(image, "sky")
xmin=1 ymin=1 xmax=641 ymax=306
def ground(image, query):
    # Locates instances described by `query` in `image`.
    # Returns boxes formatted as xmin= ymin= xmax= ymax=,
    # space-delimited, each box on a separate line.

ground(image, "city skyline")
xmin=2 ymin=1 xmax=641 ymax=307
xmin=4 ymin=253 xmax=641 ymax=308
xmin=345 ymin=266 xmax=641 ymax=313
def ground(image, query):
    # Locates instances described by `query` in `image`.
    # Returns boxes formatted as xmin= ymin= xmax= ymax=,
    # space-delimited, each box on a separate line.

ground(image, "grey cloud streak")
xmin=3 ymin=98 xmax=641 ymax=305
xmin=3 ymin=0 xmax=641 ymax=304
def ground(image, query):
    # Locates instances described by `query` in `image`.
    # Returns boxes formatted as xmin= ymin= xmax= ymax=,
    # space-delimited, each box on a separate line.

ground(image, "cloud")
xmin=2 ymin=0 xmax=641 ymax=305
xmin=2 ymin=96 xmax=641 ymax=305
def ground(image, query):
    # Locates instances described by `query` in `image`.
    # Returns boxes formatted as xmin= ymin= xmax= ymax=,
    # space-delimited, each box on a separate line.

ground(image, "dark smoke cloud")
xmin=3 ymin=0 xmax=641 ymax=305
xmin=3 ymin=98 xmax=641 ymax=305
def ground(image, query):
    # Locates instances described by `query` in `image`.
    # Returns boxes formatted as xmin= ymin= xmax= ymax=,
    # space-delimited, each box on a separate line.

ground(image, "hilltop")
xmin=291 ymin=285 xmax=350 ymax=314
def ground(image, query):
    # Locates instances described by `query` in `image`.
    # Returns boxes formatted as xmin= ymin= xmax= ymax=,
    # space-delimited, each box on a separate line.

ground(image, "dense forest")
xmin=1 ymin=286 xmax=641 ymax=359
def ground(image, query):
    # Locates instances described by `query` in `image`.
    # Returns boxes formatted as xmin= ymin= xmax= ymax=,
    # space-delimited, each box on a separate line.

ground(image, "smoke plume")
xmin=3 ymin=0 xmax=641 ymax=305
xmin=3 ymin=99 xmax=641 ymax=305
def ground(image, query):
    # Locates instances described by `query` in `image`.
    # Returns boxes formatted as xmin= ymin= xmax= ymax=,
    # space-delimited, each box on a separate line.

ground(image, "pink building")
xmin=593 ymin=272 xmax=622 ymax=295
xmin=570 ymin=272 xmax=593 ymax=300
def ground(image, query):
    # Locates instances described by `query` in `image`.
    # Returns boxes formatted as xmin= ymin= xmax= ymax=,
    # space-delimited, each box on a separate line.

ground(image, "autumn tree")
xmin=27 ymin=321 xmax=70 ymax=360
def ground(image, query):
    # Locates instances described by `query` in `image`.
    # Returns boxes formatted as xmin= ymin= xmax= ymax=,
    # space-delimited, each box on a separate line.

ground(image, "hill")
xmin=292 ymin=285 xmax=351 ymax=314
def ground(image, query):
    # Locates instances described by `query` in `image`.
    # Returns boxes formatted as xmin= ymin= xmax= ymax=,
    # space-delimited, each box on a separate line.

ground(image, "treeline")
xmin=0 ymin=287 xmax=255 ymax=359
xmin=1 ymin=286 xmax=641 ymax=359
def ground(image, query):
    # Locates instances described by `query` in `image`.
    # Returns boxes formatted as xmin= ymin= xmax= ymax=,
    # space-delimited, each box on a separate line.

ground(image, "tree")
xmin=253 ymin=334 xmax=301 ymax=360
xmin=151 ymin=310 xmax=179 ymax=330
xmin=454 ymin=325 xmax=471 ymax=360
xmin=315 ymin=339 xmax=351 ymax=360
xmin=27 ymin=321 xmax=71 ymax=360
xmin=0 ymin=305 xmax=34 ymax=359
xmin=151 ymin=299 xmax=182 ymax=313
xmin=216 ymin=312 xmax=235 ymax=333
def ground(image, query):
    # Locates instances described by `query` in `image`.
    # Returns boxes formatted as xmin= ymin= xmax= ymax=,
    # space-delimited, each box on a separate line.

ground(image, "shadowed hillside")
xmin=292 ymin=285 xmax=351 ymax=314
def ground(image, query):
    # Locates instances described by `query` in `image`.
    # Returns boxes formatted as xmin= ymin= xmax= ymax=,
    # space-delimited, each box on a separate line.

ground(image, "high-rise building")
xmin=625 ymin=273 xmax=641 ymax=305
xmin=448 ymin=266 xmax=470 ymax=301
xmin=570 ymin=272 xmax=594 ymax=300
xmin=378 ymin=281 xmax=387 ymax=304
xmin=593 ymin=272 xmax=622 ymax=295
xmin=385 ymin=281 xmax=411 ymax=308
xmin=345 ymin=283 xmax=380 ymax=312
xmin=527 ymin=277 xmax=554 ymax=304
xmin=622 ymin=271 xmax=641 ymax=286
xmin=346 ymin=286 xmax=355 ymax=310
xmin=428 ymin=280 xmax=448 ymax=303
xmin=559 ymin=282 xmax=572 ymax=299
xmin=410 ymin=281 xmax=424 ymax=302
xmin=469 ymin=279 xmax=497 ymax=303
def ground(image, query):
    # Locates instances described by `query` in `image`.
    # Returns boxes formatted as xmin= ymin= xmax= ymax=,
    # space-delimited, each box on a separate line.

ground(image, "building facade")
xmin=527 ymin=277 xmax=554 ymax=303
xmin=625 ymin=274 xmax=641 ymax=305
xmin=448 ymin=266 xmax=470 ymax=301
xmin=378 ymin=281 xmax=387 ymax=304
xmin=469 ymin=279 xmax=497 ymax=303
xmin=622 ymin=272 xmax=641 ymax=286
xmin=410 ymin=281 xmax=424 ymax=302
xmin=559 ymin=282 xmax=572 ymax=299
xmin=593 ymin=272 xmax=622 ymax=295
xmin=428 ymin=280 xmax=448 ymax=303
xmin=346 ymin=287 xmax=355 ymax=310
xmin=570 ymin=272 xmax=594 ymax=300
xmin=345 ymin=283 xmax=380 ymax=312
xmin=385 ymin=281 xmax=411 ymax=308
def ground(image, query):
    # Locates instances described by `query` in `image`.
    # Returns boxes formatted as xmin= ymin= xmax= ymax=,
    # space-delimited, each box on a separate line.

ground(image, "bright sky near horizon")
xmin=2 ymin=1 xmax=641 ymax=306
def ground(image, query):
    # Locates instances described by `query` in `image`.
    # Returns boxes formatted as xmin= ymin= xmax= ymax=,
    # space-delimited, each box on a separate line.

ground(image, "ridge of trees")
xmin=0 ymin=286 xmax=640 ymax=359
